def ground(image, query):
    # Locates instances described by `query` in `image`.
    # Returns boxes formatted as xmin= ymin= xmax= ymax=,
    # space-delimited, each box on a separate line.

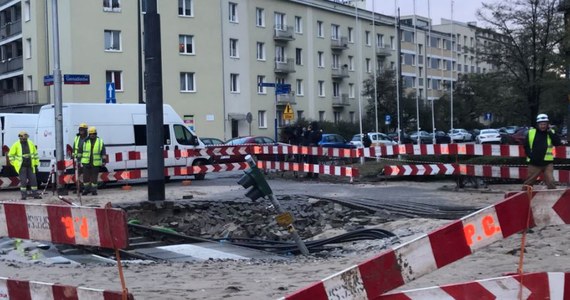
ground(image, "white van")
xmin=35 ymin=103 xmax=210 ymax=182
xmin=1 ymin=113 xmax=39 ymax=177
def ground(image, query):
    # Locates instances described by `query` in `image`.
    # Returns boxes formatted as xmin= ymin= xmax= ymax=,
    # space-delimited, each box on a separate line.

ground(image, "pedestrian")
xmin=73 ymin=123 xmax=88 ymax=192
xmin=522 ymin=113 xmax=562 ymax=190
xmin=81 ymin=127 xmax=107 ymax=196
xmin=306 ymin=122 xmax=322 ymax=178
xmin=9 ymin=131 xmax=41 ymax=200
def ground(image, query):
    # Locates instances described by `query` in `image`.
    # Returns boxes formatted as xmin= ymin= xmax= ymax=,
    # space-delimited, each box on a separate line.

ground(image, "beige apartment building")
xmin=0 ymin=0 xmax=493 ymax=140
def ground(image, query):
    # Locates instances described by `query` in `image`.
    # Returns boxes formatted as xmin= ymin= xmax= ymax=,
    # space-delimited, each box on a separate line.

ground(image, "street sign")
xmin=106 ymin=82 xmax=116 ymax=104
xmin=484 ymin=113 xmax=492 ymax=121
xmin=283 ymin=103 xmax=294 ymax=121
xmin=385 ymin=114 xmax=391 ymax=125
xmin=258 ymin=82 xmax=276 ymax=87
xmin=43 ymin=75 xmax=54 ymax=86
xmin=63 ymin=74 xmax=90 ymax=85
xmin=276 ymin=84 xmax=291 ymax=95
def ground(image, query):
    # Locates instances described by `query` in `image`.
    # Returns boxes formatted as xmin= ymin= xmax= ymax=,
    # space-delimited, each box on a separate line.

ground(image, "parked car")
xmin=508 ymin=127 xmax=529 ymax=145
xmin=350 ymin=132 xmax=396 ymax=148
xmin=505 ymin=126 xmax=519 ymax=134
xmin=476 ymin=129 xmax=502 ymax=144
xmin=448 ymin=129 xmax=473 ymax=142
xmin=430 ymin=131 xmax=451 ymax=144
xmin=318 ymin=134 xmax=356 ymax=149
xmin=409 ymin=131 xmax=433 ymax=144
xmin=201 ymin=137 xmax=225 ymax=146
xmin=217 ymin=136 xmax=280 ymax=163
xmin=387 ymin=132 xmax=414 ymax=144
xmin=496 ymin=127 xmax=512 ymax=143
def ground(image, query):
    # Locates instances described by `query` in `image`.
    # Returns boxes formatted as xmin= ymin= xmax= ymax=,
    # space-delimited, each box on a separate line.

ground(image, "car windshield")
xmin=480 ymin=129 xmax=498 ymax=134
xmin=351 ymin=134 xmax=362 ymax=141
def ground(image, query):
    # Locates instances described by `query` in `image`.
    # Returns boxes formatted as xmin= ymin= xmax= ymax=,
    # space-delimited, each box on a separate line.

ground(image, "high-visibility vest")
xmin=81 ymin=137 xmax=104 ymax=166
xmin=527 ymin=128 xmax=553 ymax=162
xmin=8 ymin=140 xmax=39 ymax=174
xmin=73 ymin=135 xmax=86 ymax=159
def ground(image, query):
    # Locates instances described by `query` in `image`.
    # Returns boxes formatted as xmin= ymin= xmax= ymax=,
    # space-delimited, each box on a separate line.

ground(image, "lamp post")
xmin=372 ymin=0 xmax=378 ymax=134
xmin=351 ymin=0 xmax=364 ymax=160
xmin=394 ymin=1 xmax=402 ymax=144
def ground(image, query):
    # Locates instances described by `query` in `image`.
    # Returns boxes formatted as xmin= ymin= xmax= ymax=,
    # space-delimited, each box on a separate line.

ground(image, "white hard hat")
xmin=536 ymin=113 xmax=549 ymax=123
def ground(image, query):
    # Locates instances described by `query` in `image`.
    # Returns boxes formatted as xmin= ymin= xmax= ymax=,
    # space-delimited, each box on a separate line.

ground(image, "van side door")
xmin=171 ymin=124 xmax=198 ymax=166
xmin=133 ymin=124 xmax=171 ymax=169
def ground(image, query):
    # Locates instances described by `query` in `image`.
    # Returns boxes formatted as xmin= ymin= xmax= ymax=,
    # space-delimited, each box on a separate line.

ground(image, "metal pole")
xmin=413 ymin=0 xmax=420 ymax=144
xmin=450 ymin=0 xmax=455 ymax=133
xmin=395 ymin=3 xmax=402 ymax=143
xmin=355 ymin=1 xmax=364 ymax=163
xmin=274 ymin=90 xmax=278 ymax=142
xmin=372 ymin=0 xmax=378 ymax=134
xmin=268 ymin=194 xmax=309 ymax=256
xmin=428 ymin=0 xmax=436 ymax=144
xmin=50 ymin=0 xmax=65 ymax=195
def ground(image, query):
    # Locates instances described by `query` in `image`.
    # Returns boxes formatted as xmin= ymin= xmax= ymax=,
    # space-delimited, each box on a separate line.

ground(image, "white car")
xmin=476 ymin=129 xmax=502 ymax=144
xmin=448 ymin=129 xmax=473 ymax=142
xmin=350 ymin=132 xmax=397 ymax=148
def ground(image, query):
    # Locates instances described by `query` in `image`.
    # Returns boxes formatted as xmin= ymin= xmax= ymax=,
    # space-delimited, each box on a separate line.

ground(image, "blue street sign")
xmin=484 ymin=113 xmax=492 ymax=121
xmin=275 ymin=84 xmax=291 ymax=95
xmin=258 ymin=82 xmax=276 ymax=87
xmin=43 ymin=75 xmax=54 ymax=86
xmin=106 ymin=82 xmax=116 ymax=104
xmin=385 ymin=114 xmax=391 ymax=125
xmin=63 ymin=74 xmax=90 ymax=85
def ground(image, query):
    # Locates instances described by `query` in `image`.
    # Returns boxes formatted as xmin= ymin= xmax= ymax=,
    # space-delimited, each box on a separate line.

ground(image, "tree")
xmin=478 ymin=0 xmax=565 ymax=123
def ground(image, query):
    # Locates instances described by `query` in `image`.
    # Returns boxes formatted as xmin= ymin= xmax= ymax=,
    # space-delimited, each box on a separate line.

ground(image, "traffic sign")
xmin=63 ymin=74 xmax=90 ymax=85
xmin=385 ymin=114 xmax=391 ymax=125
xmin=258 ymin=82 xmax=276 ymax=87
xmin=106 ymin=82 xmax=116 ymax=104
xmin=283 ymin=103 xmax=294 ymax=120
xmin=43 ymin=75 xmax=54 ymax=86
xmin=484 ymin=113 xmax=492 ymax=121
xmin=276 ymin=84 xmax=291 ymax=95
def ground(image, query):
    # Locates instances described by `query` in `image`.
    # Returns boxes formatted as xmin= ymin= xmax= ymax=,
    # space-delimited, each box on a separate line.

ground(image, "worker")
xmin=9 ymin=131 xmax=41 ymax=200
xmin=81 ymin=127 xmax=107 ymax=196
xmin=73 ymin=123 xmax=89 ymax=193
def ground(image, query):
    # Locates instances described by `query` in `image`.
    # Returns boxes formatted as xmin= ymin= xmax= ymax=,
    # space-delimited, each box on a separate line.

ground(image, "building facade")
xmin=0 ymin=0 xmax=493 ymax=140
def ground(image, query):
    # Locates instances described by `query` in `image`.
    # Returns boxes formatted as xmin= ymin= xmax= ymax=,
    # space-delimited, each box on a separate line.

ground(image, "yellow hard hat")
xmin=79 ymin=123 xmax=88 ymax=129
xmin=88 ymin=126 xmax=97 ymax=134
xmin=18 ymin=131 xmax=28 ymax=137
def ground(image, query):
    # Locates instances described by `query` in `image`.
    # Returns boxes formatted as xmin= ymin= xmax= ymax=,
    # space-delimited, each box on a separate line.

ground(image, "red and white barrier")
xmin=0 ymin=202 xmax=129 ymax=248
xmin=384 ymin=164 xmax=456 ymax=176
xmin=253 ymin=145 xmax=360 ymax=159
xmin=0 ymin=277 xmax=134 ymax=300
xmin=257 ymin=161 xmax=359 ymax=178
xmin=378 ymin=272 xmax=569 ymax=299
xmin=164 ymin=162 xmax=249 ymax=176
xmin=0 ymin=177 xmax=19 ymax=188
xmin=282 ymin=189 xmax=570 ymax=299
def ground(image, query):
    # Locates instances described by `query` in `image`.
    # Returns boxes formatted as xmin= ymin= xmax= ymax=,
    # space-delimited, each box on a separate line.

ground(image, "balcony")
xmin=0 ymin=90 xmax=38 ymax=107
xmin=332 ymin=94 xmax=349 ymax=108
xmin=274 ymin=58 xmax=296 ymax=74
xmin=376 ymin=46 xmax=393 ymax=57
xmin=276 ymin=93 xmax=296 ymax=105
xmin=0 ymin=56 xmax=22 ymax=74
xmin=0 ymin=19 xmax=22 ymax=41
xmin=274 ymin=25 xmax=295 ymax=42
xmin=331 ymin=66 xmax=349 ymax=79
xmin=331 ymin=37 xmax=349 ymax=51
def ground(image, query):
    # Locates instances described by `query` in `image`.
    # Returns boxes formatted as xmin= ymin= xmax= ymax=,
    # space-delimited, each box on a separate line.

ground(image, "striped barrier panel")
xmin=378 ymin=272 xmax=569 ymax=299
xmin=0 ymin=202 xmax=129 ymax=248
xmin=0 ymin=277 xmax=134 ymax=300
xmin=257 ymin=161 xmax=359 ymax=178
xmin=282 ymin=189 xmax=570 ymax=299
xmin=383 ymin=164 xmax=457 ymax=176
xmin=252 ymin=145 xmax=360 ymax=159
xmin=0 ymin=177 xmax=19 ymax=188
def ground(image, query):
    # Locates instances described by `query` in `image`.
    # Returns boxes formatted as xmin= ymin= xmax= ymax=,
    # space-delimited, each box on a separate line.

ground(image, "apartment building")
xmin=0 ymin=0 xmax=493 ymax=140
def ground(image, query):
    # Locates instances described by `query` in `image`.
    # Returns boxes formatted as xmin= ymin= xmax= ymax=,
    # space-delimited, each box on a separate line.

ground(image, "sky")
xmin=369 ymin=0 xmax=487 ymax=25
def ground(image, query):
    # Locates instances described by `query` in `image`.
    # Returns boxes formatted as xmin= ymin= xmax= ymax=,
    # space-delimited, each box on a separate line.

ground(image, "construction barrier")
xmin=258 ymin=161 xmax=359 ymax=179
xmin=282 ymin=189 xmax=570 ymax=299
xmin=378 ymin=272 xmax=569 ymax=299
xmin=0 ymin=277 xmax=134 ymax=300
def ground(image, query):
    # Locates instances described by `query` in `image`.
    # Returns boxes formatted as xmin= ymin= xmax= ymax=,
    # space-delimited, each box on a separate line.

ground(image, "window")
xmin=180 ymin=72 xmax=195 ymax=92
xmin=106 ymin=70 xmax=123 ymax=91
xmin=24 ymin=0 xmax=30 ymax=22
xmin=332 ymin=54 xmax=340 ymax=69
xmin=295 ymin=16 xmax=302 ymax=33
xmin=179 ymin=35 xmax=194 ymax=54
xmin=403 ymin=53 xmax=415 ymax=65
xmin=104 ymin=30 xmax=121 ymax=51
xmin=317 ymin=51 xmax=324 ymax=67
xmin=230 ymin=73 xmax=239 ymax=93
xmin=317 ymin=21 xmax=323 ymax=37
xmin=349 ymin=83 xmax=355 ymax=98
xmin=366 ymin=58 xmax=371 ymax=73
xmin=331 ymin=24 xmax=339 ymax=40
xmin=334 ymin=112 xmax=341 ymax=124
xmin=274 ymin=13 xmax=285 ymax=31
xmin=257 ymin=75 xmax=266 ymax=94
xmin=319 ymin=111 xmax=325 ymax=121
xmin=348 ymin=27 xmax=353 ymax=42
xmin=258 ymin=111 xmax=267 ymax=128
xmin=430 ymin=37 xmax=439 ymax=48
xmin=318 ymin=81 xmax=325 ymax=96
xmin=178 ymin=0 xmax=192 ymax=16
xmin=348 ymin=56 xmax=354 ymax=71
xmin=376 ymin=34 xmax=384 ymax=47
xmin=173 ymin=124 xmax=197 ymax=145
xmin=350 ymin=112 xmax=355 ymax=123
xmin=403 ymin=31 xmax=414 ymax=43
xmin=25 ymin=38 xmax=31 ymax=59
xmin=103 ymin=0 xmax=120 ymax=11
xmin=297 ymin=110 xmax=304 ymax=120
xmin=26 ymin=76 xmax=32 ymax=90
xmin=275 ymin=46 xmax=285 ymax=62
xmin=390 ymin=36 xmax=395 ymax=49
xmin=256 ymin=42 xmax=265 ymax=60
xmin=229 ymin=38 xmax=239 ymax=58
xmin=332 ymin=82 xmax=340 ymax=97
xmin=229 ymin=2 xmax=238 ymax=22
xmin=255 ymin=8 xmax=265 ymax=27
xmin=296 ymin=79 xmax=303 ymax=96
xmin=295 ymin=48 xmax=302 ymax=65
xmin=365 ymin=31 xmax=371 ymax=45
xmin=403 ymin=76 xmax=415 ymax=88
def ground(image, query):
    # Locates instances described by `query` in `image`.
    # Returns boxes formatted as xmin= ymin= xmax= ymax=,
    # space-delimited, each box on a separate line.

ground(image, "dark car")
xmin=215 ymin=136 xmax=280 ymax=163
xmin=201 ymin=137 xmax=225 ymax=146
xmin=409 ymin=131 xmax=433 ymax=144
xmin=431 ymin=131 xmax=451 ymax=144
xmin=318 ymin=134 xmax=356 ymax=149
xmin=387 ymin=132 xmax=414 ymax=144
xmin=509 ymin=127 xmax=529 ymax=145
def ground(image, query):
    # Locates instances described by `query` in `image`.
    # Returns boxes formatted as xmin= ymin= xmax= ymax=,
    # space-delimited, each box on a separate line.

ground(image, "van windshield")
xmin=173 ymin=124 xmax=196 ymax=145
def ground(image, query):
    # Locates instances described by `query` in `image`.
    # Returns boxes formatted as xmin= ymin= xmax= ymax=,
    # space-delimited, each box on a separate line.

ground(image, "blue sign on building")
xmin=43 ymin=75 xmax=54 ymax=86
xmin=484 ymin=113 xmax=492 ymax=121
xmin=106 ymin=82 xmax=116 ymax=104
xmin=275 ymin=84 xmax=291 ymax=95
xmin=385 ymin=114 xmax=391 ymax=125
xmin=63 ymin=74 xmax=90 ymax=85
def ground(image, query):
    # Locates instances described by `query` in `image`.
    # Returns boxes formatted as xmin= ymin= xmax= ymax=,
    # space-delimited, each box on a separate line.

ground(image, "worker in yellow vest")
xmin=8 ymin=131 xmax=41 ymax=200
xmin=72 ymin=123 xmax=88 ymax=193
xmin=81 ymin=127 xmax=107 ymax=196
xmin=523 ymin=114 xmax=563 ymax=189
